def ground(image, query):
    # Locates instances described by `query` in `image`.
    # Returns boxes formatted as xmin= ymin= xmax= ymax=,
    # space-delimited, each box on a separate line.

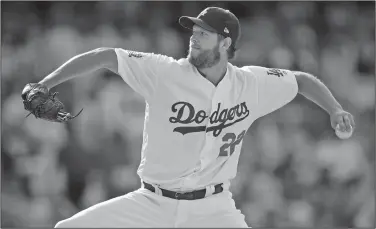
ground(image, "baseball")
xmin=335 ymin=124 xmax=353 ymax=139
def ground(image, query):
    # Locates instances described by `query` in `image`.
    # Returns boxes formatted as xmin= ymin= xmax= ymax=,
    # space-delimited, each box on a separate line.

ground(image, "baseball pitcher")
xmin=22 ymin=7 xmax=355 ymax=228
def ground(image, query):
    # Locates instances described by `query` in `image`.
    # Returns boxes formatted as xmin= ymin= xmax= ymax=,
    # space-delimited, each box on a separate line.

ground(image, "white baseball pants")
xmin=54 ymin=187 xmax=248 ymax=228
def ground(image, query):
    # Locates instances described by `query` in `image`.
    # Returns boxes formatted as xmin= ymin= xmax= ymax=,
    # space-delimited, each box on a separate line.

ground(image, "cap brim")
xmin=179 ymin=16 xmax=217 ymax=33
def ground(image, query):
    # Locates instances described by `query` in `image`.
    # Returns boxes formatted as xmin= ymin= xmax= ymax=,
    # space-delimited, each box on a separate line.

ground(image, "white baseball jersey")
xmin=114 ymin=48 xmax=298 ymax=192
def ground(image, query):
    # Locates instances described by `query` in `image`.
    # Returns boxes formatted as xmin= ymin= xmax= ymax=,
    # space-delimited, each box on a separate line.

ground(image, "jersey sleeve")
xmin=242 ymin=66 xmax=298 ymax=118
xmin=114 ymin=48 xmax=173 ymax=100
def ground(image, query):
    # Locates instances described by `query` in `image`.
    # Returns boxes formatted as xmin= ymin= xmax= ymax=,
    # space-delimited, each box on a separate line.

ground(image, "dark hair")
xmin=217 ymin=34 xmax=236 ymax=59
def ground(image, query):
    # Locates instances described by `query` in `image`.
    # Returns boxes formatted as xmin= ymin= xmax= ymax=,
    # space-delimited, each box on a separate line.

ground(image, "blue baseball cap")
xmin=179 ymin=7 xmax=241 ymax=49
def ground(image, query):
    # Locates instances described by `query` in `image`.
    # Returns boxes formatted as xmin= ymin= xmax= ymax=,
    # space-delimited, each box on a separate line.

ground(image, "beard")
xmin=187 ymin=43 xmax=221 ymax=69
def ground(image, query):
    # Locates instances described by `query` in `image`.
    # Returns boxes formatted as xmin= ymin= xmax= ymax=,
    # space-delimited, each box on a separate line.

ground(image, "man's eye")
xmin=193 ymin=31 xmax=206 ymax=37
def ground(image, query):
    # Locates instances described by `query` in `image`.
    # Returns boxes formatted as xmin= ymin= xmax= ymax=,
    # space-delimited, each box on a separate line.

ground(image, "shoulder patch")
xmin=266 ymin=68 xmax=287 ymax=77
xmin=127 ymin=51 xmax=144 ymax=58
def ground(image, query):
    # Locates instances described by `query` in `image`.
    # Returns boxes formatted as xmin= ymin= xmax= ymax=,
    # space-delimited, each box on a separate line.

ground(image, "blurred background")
xmin=1 ymin=1 xmax=375 ymax=228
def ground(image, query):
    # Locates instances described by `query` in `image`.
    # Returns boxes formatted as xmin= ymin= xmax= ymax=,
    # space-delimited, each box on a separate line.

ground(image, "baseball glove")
xmin=21 ymin=83 xmax=83 ymax=123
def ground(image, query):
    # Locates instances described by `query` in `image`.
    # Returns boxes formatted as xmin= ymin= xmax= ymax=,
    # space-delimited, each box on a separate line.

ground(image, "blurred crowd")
xmin=1 ymin=1 xmax=375 ymax=228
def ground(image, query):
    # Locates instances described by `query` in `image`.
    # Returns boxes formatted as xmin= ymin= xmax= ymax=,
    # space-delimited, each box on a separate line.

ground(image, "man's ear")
xmin=222 ymin=37 xmax=232 ymax=51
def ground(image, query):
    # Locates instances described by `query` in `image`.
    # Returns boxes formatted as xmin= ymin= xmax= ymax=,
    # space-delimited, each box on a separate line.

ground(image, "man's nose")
xmin=190 ymin=37 xmax=198 ymax=44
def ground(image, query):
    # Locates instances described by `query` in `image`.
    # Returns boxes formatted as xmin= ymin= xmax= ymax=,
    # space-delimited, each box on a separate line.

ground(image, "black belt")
xmin=143 ymin=182 xmax=223 ymax=200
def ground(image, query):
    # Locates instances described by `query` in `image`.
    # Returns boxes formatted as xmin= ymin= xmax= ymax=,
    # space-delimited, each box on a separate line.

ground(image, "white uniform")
xmin=55 ymin=49 xmax=298 ymax=228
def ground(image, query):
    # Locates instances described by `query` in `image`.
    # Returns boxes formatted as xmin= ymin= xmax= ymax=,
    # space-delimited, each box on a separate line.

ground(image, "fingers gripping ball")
xmin=21 ymin=83 xmax=83 ymax=123
xmin=335 ymin=124 xmax=353 ymax=139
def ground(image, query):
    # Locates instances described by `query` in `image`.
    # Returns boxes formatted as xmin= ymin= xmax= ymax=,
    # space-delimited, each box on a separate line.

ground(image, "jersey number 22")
xmin=218 ymin=130 xmax=246 ymax=157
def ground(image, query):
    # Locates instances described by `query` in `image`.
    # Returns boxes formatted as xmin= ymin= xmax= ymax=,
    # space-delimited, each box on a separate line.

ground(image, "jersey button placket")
xmin=199 ymin=87 xmax=221 ymax=169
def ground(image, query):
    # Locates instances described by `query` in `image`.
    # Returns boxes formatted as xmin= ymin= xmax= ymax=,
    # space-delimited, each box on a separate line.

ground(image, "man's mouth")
xmin=190 ymin=44 xmax=200 ymax=50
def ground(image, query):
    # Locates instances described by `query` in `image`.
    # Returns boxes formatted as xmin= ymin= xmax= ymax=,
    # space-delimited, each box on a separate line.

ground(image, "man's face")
xmin=187 ymin=25 xmax=221 ymax=69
